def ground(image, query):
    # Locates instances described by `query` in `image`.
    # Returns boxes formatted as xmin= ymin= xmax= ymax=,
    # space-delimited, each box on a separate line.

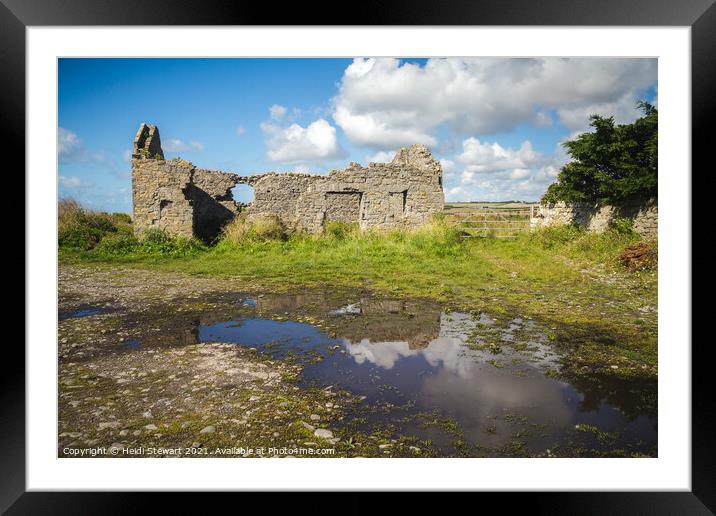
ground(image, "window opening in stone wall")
xmin=159 ymin=199 xmax=173 ymax=218
xmin=231 ymin=183 xmax=255 ymax=205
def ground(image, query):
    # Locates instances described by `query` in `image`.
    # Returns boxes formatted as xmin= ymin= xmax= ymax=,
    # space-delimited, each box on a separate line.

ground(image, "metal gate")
xmin=447 ymin=205 xmax=534 ymax=238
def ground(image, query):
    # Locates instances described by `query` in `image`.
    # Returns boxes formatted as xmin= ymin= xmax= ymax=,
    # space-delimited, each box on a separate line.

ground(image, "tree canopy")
xmin=542 ymin=102 xmax=657 ymax=205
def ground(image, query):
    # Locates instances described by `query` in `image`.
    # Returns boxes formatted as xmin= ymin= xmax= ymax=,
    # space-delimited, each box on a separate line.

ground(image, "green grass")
xmin=59 ymin=212 xmax=657 ymax=378
xmin=58 ymin=198 xmax=206 ymax=258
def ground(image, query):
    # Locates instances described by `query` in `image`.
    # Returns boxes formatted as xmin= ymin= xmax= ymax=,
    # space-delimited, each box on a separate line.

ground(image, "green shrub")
xmin=137 ymin=229 xmax=207 ymax=257
xmin=610 ymin=217 xmax=635 ymax=235
xmin=57 ymin=199 xmax=120 ymax=250
xmin=108 ymin=212 xmax=132 ymax=225
xmin=324 ymin=221 xmax=359 ymax=240
xmin=57 ymin=198 xmax=136 ymax=251
xmin=528 ymin=224 xmax=584 ymax=249
xmin=542 ymin=101 xmax=657 ymax=205
xmin=524 ymin=223 xmax=640 ymax=264
xmin=58 ymin=222 xmax=108 ymax=250
xmin=93 ymin=233 xmax=139 ymax=255
xmin=168 ymin=157 xmax=194 ymax=167
xmin=89 ymin=228 xmax=206 ymax=258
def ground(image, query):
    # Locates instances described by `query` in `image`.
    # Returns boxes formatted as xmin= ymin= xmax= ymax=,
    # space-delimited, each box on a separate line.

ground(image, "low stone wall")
xmin=530 ymin=199 xmax=657 ymax=237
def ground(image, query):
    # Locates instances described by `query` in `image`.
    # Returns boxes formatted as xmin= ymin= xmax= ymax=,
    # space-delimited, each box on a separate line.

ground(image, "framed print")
xmin=6 ymin=0 xmax=710 ymax=511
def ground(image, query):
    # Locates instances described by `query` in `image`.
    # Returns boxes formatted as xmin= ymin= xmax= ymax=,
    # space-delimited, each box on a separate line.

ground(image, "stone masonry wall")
xmin=530 ymin=199 xmax=658 ymax=237
xmin=246 ymin=144 xmax=444 ymax=232
xmin=131 ymin=123 xmax=445 ymax=239
xmin=188 ymin=169 xmax=243 ymax=241
xmin=131 ymin=124 xmax=244 ymax=241
xmin=131 ymin=159 xmax=195 ymax=239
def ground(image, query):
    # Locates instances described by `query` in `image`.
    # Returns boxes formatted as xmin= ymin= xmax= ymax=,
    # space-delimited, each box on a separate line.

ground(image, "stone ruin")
xmin=131 ymin=123 xmax=445 ymax=241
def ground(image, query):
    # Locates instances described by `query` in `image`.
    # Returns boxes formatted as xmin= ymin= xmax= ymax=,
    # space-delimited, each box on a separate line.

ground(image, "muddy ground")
xmin=58 ymin=265 xmax=656 ymax=458
xmin=58 ymin=266 xmax=435 ymax=458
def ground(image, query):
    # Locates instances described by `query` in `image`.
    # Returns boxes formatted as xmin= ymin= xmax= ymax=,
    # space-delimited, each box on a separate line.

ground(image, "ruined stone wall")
xmin=131 ymin=159 xmax=195 ymax=238
xmin=131 ymin=123 xmax=244 ymax=241
xmin=132 ymin=123 xmax=164 ymax=160
xmin=131 ymin=123 xmax=444 ymax=239
xmin=246 ymin=144 xmax=444 ymax=232
xmin=530 ymin=199 xmax=658 ymax=237
xmin=132 ymin=160 xmax=245 ymax=241
xmin=245 ymin=173 xmax=318 ymax=222
xmin=188 ymin=169 xmax=243 ymax=241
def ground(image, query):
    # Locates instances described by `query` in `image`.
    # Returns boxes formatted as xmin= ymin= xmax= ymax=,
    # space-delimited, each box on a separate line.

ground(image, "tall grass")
xmin=522 ymin=223 xmax=647 ymax=265
xmin=94 ymin=229 xmax=206 ymax=258
xmin=220 ymin=214 xmax=287 ymax=243
xmin=58 ymin=198 xmax=205 ymax=258
xmin=58 ymin=198 xmax=132 ymax=250
xmin=60 ymin=200 xmax=654 ymax=279
xmin=215 ymin=213 xmax=464 ymax=258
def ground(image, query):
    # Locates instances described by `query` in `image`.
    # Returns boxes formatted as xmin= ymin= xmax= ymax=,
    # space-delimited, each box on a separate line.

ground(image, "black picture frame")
xmin=5 ymin=0 xmax=708 ymax=512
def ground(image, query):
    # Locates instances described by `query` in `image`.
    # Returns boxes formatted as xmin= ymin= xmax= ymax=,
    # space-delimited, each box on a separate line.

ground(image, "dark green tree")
xmin=542 ymin=101 xmax=657 ymax=204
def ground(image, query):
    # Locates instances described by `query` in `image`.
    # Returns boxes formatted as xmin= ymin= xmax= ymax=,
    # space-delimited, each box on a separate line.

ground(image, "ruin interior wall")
xmin=188 ymin=169 xmax=243 ymax=240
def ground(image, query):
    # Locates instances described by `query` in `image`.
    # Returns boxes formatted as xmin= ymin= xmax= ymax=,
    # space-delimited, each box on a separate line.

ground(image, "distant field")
xmin=443 ymin=201 xmax=539 ymax=212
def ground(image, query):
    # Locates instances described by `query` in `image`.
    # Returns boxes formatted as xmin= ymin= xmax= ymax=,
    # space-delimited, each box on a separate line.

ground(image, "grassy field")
xmin=58 ymin=201 xmax=658 ymax=380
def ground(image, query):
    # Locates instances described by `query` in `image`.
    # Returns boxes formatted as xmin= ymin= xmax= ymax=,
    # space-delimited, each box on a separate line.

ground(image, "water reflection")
xmin=59 ymin=306 xmax=104 ymax=321
xmin=195 ymin=295 xmax=656 ymax=455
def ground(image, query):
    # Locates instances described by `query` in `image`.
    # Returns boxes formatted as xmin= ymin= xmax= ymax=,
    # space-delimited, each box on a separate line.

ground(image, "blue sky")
xmin=58 ymin=58 xmax=657 ymax=212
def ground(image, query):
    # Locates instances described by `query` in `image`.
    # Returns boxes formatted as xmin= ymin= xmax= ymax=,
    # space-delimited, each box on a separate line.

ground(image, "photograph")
xmin=57 ymin=56 xmax=659 ymax=459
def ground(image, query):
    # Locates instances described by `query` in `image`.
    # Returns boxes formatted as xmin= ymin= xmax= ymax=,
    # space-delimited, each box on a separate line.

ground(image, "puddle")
xmin=59 ymin=306 xmax=104 ymax=321
xmin=124 ymin=338 xmax=141 ymax=349
xmin=184 ymin=294 xmax=657 ymax=456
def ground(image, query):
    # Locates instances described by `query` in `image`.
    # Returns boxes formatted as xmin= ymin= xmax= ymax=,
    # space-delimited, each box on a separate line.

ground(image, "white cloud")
xmin=235 ymin=126 xmax=246 ymax=136
xmin=163 ymin=139 xmax=204 ymax=152
xmin=441 ymin=138 xmax=564 ymax=202
xmin=163 ymin=139 xmax=187 ymax=152
xmin=365 ymin=150 xmax=396 ymax=163
xmin=439 ymin=159 xmax=456 ymax=180
xmin=533 ymin=111 xmax=553 ymax=128
xmin=59 ymin=175 xmax=94 ymax=189
xmin=122 ymin=149 xmax=133 ymax=162
xmin=261 ymin=118 xmax=344 ymax=164
xmin=332 ymin=57 xmax=656 ymax=149
xmin=269 ymin=104 xmax=288 ymax=120
xmin=439 ymin=159 xmax=455 ymax=173
xmin=457 ymin=138 xmax=551 ymax=174
xmin=58 ymin=128 xmax=104 ymax=163
xmin=292 ymin=164 xmax=312 ymax=174
xmin=58 ymin=128 xmax=81 ymax=160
